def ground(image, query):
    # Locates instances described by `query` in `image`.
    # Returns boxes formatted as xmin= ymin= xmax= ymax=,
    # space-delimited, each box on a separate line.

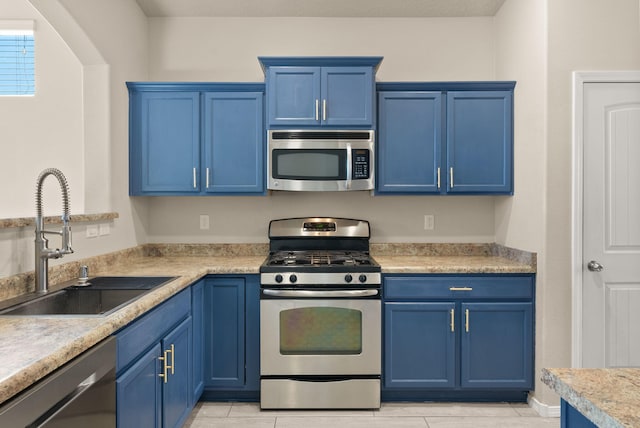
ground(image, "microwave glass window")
xmin=273 ymin=149 xmax=346 ymax=180
xmin=279 ymin=306 xmax=363 ymax=355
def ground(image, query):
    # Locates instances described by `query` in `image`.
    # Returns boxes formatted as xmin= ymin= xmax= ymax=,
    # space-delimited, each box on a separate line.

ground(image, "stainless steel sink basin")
xmin=0 ymin=276 xmax=176 ymax=316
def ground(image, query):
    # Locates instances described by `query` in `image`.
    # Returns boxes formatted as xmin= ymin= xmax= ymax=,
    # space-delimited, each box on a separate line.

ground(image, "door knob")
xmin=587 ymin=260 xmax=604 ymax=272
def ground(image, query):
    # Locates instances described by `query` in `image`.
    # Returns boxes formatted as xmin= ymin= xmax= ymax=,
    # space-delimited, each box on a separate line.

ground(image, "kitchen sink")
xmin=0 ymin=276 xmax=176 ymax=316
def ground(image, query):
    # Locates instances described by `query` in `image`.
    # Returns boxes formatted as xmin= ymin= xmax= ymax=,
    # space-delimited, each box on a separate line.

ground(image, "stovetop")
xmin=265 ymin=250 xmax=376 ymax=267
xmin=261 ymin=217 xmax=381 ymax=286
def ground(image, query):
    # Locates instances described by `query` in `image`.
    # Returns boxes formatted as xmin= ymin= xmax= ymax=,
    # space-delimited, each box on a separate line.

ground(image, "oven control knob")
xmin=289 ymin=274 xmax=297 ymax=283
xmin=359 ymin=274 xmax=367 ymax=283
xmin=344 ymin=274 xmax=353 ymax=283
xmin=275 ymin=274 xmax=283 ymax=283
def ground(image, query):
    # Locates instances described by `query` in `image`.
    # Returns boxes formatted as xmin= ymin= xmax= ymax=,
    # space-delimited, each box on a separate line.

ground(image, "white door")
xmin=582 ymin=81 xmax=640 ymax=367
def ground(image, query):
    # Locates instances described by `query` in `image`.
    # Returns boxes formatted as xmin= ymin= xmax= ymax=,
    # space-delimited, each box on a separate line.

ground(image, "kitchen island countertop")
xmin=542 ymin=367 xmax=640 ymax=428
xmin=0 ymin=243 xmax=535 ymax=405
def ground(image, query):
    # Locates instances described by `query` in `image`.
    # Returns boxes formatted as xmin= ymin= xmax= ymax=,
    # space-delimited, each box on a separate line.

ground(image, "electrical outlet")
xmin=424 ymin=215 xmax=435 ymax=230
xmin=99 ymin=224 xmax=110 ymax=236
xmin=86 ymin=225 xmax=99 ymax=238
xmin=199 ymin=215 xmax=210 ymax=230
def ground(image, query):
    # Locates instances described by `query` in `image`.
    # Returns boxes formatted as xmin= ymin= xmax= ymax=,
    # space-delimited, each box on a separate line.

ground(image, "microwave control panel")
xmin=352 ymin=150 xmax=370 ymax=179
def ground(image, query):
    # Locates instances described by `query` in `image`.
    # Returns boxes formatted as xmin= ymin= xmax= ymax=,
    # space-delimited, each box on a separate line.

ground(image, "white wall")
xmin=145 ymin=17 xmax=500 ymax=243
xmin=494 ymin=0 xmax=550 ymax=405
xmin=544 ymin=0 xmax=640 ymax=390
xmin=0 ymin=0 xmax=83 ymax=219
xmin=494 ymin=0 xmax=640 ymax=408
xmin=0 ymin=0 xmax=148 ymax=278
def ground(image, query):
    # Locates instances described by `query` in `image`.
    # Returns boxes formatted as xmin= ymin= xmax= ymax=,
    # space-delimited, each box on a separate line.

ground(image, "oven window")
xmin=272 ymin=149 xmax=346 ymax=180
xmin=279 ymin=307 xmax=362 ymax=355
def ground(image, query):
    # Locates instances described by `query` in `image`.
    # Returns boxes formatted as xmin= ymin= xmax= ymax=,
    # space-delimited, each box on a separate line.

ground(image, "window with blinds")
xmin=0 ymin=27 xmax=35 ymax=96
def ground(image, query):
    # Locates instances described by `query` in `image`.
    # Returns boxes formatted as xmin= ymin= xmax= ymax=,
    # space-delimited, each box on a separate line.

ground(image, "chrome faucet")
xmin=35 ymin=168 xmax=74 ymax=293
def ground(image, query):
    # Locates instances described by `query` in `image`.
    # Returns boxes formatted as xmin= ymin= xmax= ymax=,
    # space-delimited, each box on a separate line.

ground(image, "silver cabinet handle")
xmin=450 ymin=308 xmax=455 ymax=332
xmin=587 ymin=260 xmax=604 ymax=272
xmin=450 ymin=287 xmax=473 ymax=291
xmin=263 ymin=289 xmax=379 ymax=298
xmin=315 ymin=99 xmax=319 ymax=121
xmin=322 ymin=99 xmax=327 ymax=121
xmin=193 ymin=167 xmax=197 ymax=189
xmin=437 ymin=167 xmax=441 ymax=189
xmin=206 ymin=167 xmax=210 ymax=188
xmin=450 ymin=167 xmax=454 ymax=188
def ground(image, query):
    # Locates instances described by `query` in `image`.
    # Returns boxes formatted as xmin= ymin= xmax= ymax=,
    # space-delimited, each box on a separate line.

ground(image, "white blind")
xmin=0 ymin=21 xmax=34 ymax=96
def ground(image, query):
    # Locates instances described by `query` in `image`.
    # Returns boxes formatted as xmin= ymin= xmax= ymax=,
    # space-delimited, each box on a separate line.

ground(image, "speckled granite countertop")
xmin=0 ymin=243 xmax=535 ymax=405
xmin=542 ymin=367 xmax=640 ymax=427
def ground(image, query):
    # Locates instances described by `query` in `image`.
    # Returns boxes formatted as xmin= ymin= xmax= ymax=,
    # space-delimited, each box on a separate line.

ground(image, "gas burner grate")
xmin=268 ymin=251 xmax=374 ymax=267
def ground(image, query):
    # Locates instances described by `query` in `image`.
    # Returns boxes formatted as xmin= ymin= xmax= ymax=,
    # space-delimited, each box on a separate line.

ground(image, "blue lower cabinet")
xmin=384 ymin=302 xmax=455 ymax=388
xmin=191 ymin=281 xmax=204 ymax=403
xmin=117 ymin=344 xmax=162 ymax=428
xmin=202 ymin=275 xmax=260 ymax=400
xmin=162 ymin=318 xmax=192 ymax=428
xmin=382 ymin=274 xmax=534 ymax=401
xmin=561 ymin=400 xmax=598 ymax=428
xmin=116 ymin=288 xmax=194 ymax=428
xmin=460 ymin=302 xmax=533 ymax=389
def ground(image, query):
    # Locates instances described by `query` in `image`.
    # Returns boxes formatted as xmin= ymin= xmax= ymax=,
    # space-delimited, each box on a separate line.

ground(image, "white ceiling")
xmin=135 ymin=0 xmax=507 ymax=18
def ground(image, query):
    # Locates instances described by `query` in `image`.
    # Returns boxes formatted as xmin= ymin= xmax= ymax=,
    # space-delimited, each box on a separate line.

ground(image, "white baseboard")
xmin=529 ymin=396 xmax=561 ymax=418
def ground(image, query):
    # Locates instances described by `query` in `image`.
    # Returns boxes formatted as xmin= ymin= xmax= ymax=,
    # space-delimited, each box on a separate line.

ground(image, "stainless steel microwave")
xmin=267 ymin=130 xmax=375 ymax=191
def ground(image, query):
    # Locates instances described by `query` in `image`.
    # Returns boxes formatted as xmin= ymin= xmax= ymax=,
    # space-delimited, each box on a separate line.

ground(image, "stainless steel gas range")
xmin=259 ymin=217 xmax=382 ymax=409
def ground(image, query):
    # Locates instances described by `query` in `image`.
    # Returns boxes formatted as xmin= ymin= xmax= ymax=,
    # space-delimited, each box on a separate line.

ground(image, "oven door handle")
xmin=262 ymin=289 xmax=379 ymax=298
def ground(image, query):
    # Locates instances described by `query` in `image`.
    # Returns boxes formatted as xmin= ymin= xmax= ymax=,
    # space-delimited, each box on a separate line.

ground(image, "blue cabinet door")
xmin=116 ymin=343 xmax=162 ymax=428
xmin=446 ymin=91 xmax=513 ymax=194
xmin=460 ymin=302 xmax=533 ymax=389
xmin=321 ymin=67 xmax=374 ymax=127
xmin=202 ymin=92 xmax=264 ymax=194
xmin=377 ymin=91 xmax=442 ymax=193
xmin=191 ymin=281 xmax=204 ymax=403
xmin=162 ymin=317 xmax=192 ymax=428
xmin=243 ymin=276 xmax=261 ymax=392
xmin=267 ymin=67 xmax=320 ymax=126
xmin=267 ymin=66 xmax=374 ymax=127
xmin=384 ymin=302 xmax=456 ymax=389
xmin=561 ymin=400 xmax=598 ymax=428
xmin=134 ymin=92 xmax=200 ymax=194
xmin=203 ymin=277 xmax=246 ymax=388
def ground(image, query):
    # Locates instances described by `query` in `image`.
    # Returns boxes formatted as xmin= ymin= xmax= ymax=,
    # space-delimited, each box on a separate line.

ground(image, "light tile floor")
xmin=184 ymin=402 xmax=559 ymax=428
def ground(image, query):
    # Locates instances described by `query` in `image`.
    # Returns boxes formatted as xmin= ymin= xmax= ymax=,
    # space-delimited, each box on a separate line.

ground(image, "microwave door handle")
xmin=346 ymin=143 xmax=352 ymax=190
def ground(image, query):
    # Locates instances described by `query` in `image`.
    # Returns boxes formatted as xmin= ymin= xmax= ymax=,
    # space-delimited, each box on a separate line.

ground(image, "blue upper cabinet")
xmin=447 ymin=91 xmax=513 ymax=194
xmin=131 ymin=91 xmax=201 ymax=194
xmin=377 ymin=91 xmax=442 ymax=193
xmin=266 ymin=67 xmax=320 ymax=126
xmin=376 ymin=82 xmax=515 ymax=195
xmin=260 ymin=57 xmax=382 ymax=128
xmin=127 ymin=82 xmax=266 ymax=196
xmin=202 ymin=92 xmax=264 ymax=194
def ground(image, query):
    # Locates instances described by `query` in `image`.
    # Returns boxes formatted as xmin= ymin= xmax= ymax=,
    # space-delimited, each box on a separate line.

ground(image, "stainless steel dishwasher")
xmin=0 ymin=336 xmax=116 ymax=427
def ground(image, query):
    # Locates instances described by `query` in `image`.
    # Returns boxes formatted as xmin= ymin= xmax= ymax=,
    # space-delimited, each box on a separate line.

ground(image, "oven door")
xmin=260 ymin=290 xmax=381 ymax=376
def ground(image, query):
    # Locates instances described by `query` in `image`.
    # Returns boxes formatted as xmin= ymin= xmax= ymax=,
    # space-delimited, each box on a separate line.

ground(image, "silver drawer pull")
xmin=449 ymin=287 xmax=473 ymax=291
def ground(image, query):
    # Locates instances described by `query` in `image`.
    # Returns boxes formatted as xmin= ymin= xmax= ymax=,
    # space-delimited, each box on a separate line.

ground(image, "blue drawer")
xmin=116 ymin=288 xmax=190 ymax=373
xmin=384 ymin=275 xmax=534 ymax=300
